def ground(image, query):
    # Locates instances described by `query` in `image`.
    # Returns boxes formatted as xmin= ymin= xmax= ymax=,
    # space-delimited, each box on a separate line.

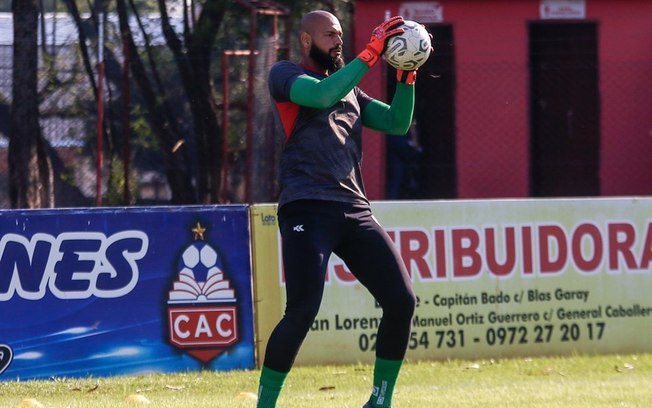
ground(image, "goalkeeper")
xmin=257 ymin=10 xmax=419 ymax=408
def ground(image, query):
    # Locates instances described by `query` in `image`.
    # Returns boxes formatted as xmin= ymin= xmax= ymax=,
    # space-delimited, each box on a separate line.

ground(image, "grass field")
xmin=1 ymin=353 xmax=651 ymax=408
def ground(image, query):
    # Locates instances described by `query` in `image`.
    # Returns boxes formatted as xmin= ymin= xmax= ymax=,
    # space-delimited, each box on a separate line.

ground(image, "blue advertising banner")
xmin=0 ymin=206 xmax=254 ymax=380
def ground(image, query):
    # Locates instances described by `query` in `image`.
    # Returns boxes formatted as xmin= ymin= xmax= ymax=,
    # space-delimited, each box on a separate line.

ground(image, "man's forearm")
xmin=361 ymin=82 xmax=414 ymax=134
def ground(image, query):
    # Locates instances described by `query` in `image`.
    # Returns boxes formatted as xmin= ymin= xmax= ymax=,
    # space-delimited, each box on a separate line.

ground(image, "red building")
xmin=354 ymin=0 xmax=652 ymax=200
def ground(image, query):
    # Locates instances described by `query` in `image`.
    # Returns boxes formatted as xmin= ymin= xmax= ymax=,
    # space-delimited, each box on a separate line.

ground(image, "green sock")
xmin=369 ymin=357 xmax=404 ymax=408
xmin=257 ymin=366 xmax=288 ymax=408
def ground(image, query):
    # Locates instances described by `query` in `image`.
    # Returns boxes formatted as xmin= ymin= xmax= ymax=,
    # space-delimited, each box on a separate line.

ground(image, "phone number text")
xmin=358 ymin=322 xmax=606 ymax=351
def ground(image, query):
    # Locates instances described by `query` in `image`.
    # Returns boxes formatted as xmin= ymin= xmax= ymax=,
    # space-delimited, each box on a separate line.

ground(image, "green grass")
xmin=1 ymin=354 xmax=651 ymax=408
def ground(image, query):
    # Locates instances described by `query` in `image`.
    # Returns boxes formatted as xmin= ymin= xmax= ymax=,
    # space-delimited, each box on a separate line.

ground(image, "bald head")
xmin=300 ymin=10 xmax=339 ymax=36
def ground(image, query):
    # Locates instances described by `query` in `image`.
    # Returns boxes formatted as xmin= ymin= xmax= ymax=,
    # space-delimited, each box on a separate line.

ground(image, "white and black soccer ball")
xmin=383 ymin=20 xmax=432 ymax=71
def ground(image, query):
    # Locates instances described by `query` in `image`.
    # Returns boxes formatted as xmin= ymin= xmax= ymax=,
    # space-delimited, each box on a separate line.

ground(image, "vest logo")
xmin=167 ymin=223 xmax=238 ymax=364
xmin=0 ymin=344 xmax=12 ymax=376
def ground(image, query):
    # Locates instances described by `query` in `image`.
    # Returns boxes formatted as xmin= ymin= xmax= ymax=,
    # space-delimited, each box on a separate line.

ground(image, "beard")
xmin=309 ymin=43 xmax=344 ymax=72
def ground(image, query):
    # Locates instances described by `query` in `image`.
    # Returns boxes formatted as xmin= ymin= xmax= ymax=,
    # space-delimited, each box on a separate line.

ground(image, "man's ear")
xmin=300 ymin=31 xmax=311 ymax=48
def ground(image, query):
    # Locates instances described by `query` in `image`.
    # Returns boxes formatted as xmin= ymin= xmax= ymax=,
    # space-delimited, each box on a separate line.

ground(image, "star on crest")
xmin=192 ymin=222 xmax=206 ymax=240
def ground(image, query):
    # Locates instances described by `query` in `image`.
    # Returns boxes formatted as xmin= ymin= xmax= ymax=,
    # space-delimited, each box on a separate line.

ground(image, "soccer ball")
xmin=383 ymin=20 xmax=432 ymax=71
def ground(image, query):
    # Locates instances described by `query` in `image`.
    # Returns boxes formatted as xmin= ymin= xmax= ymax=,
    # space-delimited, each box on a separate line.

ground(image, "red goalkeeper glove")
xmin=358 ymin=15 xmax=405 ymax=68
xmin=397 ymin=69 xmax=417 ymax=85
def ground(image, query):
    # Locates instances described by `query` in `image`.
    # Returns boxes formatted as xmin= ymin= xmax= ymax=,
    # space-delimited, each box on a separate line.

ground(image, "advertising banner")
xmin=251 ymin=198 xmax=652 ymax=366
xmin=0 ymin=206 xmax=254 ymax=380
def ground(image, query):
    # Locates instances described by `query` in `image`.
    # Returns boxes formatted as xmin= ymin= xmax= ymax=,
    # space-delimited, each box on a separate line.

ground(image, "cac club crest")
xmin=167 ymin=222 xmax=239 ymax=364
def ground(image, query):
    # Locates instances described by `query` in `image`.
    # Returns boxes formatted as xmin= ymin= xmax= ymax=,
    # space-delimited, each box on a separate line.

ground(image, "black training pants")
xmin=263 ymin=200 xmax=416 ymax=372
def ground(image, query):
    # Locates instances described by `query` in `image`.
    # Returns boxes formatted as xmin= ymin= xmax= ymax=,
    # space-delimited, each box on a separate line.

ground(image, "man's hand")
xmin=358 ymin=16 xmax=405 ymax=67
xmin=397 ymin=69 xmax=417 ymax=85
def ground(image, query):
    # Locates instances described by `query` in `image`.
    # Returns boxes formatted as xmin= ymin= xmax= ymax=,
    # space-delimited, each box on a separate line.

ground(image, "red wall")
xmin=592 ymin=0 xmax=652 ymax=195
xmin=446 ymin=1 xmax=532 ymax=198
xmin=355 ymin=0 xmax=652 ymax=199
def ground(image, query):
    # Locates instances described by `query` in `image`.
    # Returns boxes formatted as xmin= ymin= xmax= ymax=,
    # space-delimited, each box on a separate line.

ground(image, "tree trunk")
xmin=190 ymin=0 xmax=226 ymax=204
xmin=158 ymin=0 xmax=225 ymax=204
xmin=9 ymin=0 xmax=54 ymax=208
xmin=116 ymin=0 xmax=196 ymax=204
